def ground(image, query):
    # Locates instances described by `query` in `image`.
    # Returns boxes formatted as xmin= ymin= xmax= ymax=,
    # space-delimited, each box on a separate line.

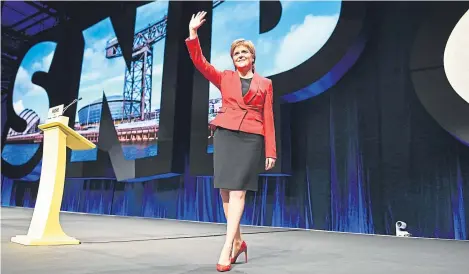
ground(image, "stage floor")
xmin=2 ymin=207 xmax=468 ymax=274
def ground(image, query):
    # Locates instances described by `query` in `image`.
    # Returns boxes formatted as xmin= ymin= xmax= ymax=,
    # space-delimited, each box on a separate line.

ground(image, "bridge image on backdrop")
xmin=73 ymin=12 xmax=167 ymax=144
xmin=74 ymin=1 xmax=225 ymax=145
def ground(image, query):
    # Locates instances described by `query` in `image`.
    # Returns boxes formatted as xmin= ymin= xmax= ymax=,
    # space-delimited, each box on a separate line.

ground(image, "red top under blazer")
xmin=186 ymin=36 xmax=277 ymax=159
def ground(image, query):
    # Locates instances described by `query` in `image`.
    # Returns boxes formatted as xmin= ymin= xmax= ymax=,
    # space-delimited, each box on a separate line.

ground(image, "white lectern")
xmin=11 ymin=111 xmax=95 ymax=246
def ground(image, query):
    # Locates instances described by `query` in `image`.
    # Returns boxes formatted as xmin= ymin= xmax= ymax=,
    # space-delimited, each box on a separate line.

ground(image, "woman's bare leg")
xmin=217 ymin=190 xmax=246 ymax=265
xmin=219 ymin=189 xmax=243 ymax=258
xmin=220 ymin=189 xmax=230 ymax=222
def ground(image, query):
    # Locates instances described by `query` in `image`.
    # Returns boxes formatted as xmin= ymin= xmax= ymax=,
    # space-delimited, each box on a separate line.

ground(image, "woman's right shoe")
xmin=230 ymin=241 xmax=248 ymax=264
xmin=216 ymin=262 xmax=232 ymax=272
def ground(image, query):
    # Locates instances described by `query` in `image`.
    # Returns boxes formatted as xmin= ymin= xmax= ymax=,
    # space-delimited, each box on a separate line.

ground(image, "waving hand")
xmin=189 ymin=11 xmax=207 ymax=39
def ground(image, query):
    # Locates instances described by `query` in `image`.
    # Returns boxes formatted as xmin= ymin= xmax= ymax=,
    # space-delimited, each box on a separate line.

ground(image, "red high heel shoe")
xmin=216 ymin=261 xmax=232 ymax=272
xmin=230 ymin=241 xmax=248 ymax=264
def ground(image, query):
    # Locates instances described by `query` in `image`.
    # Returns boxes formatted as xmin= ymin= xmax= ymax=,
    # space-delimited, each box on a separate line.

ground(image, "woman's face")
xmin=232 ymin=45 xmax=254 ymax=71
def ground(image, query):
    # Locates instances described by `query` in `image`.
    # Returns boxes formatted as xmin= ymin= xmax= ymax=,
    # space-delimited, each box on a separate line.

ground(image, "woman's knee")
xmin=229 ymin=190 xmax=246 ymax=200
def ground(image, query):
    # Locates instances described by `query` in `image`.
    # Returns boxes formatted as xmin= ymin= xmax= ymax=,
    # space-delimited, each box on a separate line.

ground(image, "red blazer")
xmin=186 ymin=36 xmax=277 ymax=159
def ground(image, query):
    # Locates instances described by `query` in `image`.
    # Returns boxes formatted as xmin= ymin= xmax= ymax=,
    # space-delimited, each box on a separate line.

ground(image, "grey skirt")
xmin=213 ymin=127 xmax=264 ymax=192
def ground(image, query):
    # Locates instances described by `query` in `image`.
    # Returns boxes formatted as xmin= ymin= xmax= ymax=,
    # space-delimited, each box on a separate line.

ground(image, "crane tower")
xmin=104 ymin=1 xmax=225 ymax=122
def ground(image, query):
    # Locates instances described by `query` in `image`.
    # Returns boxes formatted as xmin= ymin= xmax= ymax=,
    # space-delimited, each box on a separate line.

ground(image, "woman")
xmin=186 ymin=11 xmax=277 ymax=272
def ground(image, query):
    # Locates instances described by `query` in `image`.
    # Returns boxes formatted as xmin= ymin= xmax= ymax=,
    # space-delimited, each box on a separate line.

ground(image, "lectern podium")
xmin=11 ymin=115 xmax=96 ymax=246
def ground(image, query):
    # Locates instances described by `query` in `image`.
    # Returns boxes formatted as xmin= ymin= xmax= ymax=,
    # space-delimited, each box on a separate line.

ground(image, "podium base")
xmin=11 ymin=235 xmax=80 ymax=246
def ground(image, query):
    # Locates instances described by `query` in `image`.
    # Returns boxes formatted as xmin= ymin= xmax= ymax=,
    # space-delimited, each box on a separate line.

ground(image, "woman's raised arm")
xmin=185 ymin=11 xmax=222 ymax=89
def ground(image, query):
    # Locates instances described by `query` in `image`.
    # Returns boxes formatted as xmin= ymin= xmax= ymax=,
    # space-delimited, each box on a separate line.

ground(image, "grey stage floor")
xmin=2 ymin=207 xmax=469 ymax=274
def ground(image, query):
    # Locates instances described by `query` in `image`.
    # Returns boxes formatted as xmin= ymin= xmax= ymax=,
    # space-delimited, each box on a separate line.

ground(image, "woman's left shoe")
xmin=231 ymin=241 xmax=248 ymax=264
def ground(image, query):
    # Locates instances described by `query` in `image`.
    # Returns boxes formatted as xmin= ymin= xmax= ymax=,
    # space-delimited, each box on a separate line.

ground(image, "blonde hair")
xmin=230 ymin=38 xmax=256 ymax=72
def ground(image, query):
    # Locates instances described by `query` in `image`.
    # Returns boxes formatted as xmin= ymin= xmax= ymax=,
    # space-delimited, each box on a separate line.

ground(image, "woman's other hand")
xmin=265 ymin=157 xmax=276 ymax=170
xmin=189 ymin=11 xmax=207 ymax=39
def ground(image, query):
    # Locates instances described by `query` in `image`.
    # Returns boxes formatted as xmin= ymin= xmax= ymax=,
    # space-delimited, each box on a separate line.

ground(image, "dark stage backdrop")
xmin=2 ymin=2 xmax=469 ymax=240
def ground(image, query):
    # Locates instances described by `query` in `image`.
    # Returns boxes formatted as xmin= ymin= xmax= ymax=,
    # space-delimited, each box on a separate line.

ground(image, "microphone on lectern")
xmin=62 ymin=97 xmax=82 ymax=115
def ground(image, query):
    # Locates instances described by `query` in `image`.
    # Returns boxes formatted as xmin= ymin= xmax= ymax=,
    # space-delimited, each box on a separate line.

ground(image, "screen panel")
xmin=71 ymin=1 xmax=169 ymax=162
xmin=65 ymin=0 xmax=190 ymax=181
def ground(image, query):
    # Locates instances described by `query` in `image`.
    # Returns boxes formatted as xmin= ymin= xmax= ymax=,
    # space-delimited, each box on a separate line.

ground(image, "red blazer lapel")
xmin=228 ymin=74 xmax=246 ymax=110
xmin=242 ymin=72 xmax=261 ymax=106
xmin=223 ymin=72 xmax=262 ymax=110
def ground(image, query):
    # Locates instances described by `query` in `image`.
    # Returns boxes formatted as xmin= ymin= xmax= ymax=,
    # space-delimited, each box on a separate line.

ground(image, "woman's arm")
xmin=185 ymin=11 xmax=222 ymax=89
xmin=185 ymin=35 xmax=222 ymax=90
xmin=263 ymin=80 xmax=277 ymax=161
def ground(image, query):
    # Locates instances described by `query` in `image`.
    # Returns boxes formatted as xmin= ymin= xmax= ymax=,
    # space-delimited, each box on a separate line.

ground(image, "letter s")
xmin=1 ymin=42 xmax=57 ymax=179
